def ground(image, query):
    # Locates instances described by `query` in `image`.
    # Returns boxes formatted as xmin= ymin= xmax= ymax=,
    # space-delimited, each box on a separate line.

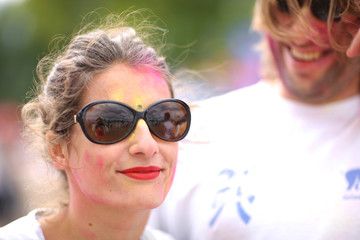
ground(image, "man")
xmin=149 ymin=0 xmax=360 ymax=239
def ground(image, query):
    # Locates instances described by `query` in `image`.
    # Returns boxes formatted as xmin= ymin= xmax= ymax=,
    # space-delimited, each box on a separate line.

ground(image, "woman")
xmin=0 ymin=12 xmax=191 ymax=240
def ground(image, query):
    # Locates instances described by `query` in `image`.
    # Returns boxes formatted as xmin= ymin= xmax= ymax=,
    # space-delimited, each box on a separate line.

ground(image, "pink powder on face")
xmin=162 ymin=160 xmax=178 ymax=201
xmin=80 ymin=228 xmax=96 ymax=239
xmin=265 ymin=34 xmax=284 ymax=80
xmin=170 ymin=161 xmax=177 ymax=186
xmin=97 ymin=156 xmax=104 ymax=169
xmin=308 ymin=22 xmax=331 ymax=45
xmin=134 ymin=66 xmax=169 ymax=91
xmin=84 ymin=151 xmax=91 ymax=164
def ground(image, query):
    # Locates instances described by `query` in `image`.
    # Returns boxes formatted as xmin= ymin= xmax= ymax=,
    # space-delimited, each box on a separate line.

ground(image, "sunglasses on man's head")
xmin=74 ymin=99 xmax=191 ymax=144
xmin=276 ymin=0 xmax=343 ymax=21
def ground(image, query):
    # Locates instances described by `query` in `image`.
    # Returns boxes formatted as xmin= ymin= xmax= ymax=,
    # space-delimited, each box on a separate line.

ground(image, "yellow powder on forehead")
xmin=109 ymin=88 xmax=124 ymax=102
xmin=133 ymin=96 xmax=144 ymax=109
xmin=106 ymin=65 xmax=170 ymax=107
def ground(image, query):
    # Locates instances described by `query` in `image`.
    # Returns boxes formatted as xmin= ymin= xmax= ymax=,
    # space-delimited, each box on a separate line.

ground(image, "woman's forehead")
xmin=82 ymin=64 xmax=171 ymax=108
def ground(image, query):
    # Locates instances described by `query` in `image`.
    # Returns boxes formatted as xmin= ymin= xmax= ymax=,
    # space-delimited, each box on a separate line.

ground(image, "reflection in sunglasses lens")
xmin=146 ymin=102 xmax=188 ymax=141
xmin=85 ymin=103 xmax=134 ymax=142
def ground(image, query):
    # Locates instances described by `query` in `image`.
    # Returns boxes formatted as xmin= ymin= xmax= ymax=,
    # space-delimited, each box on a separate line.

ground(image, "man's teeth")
xmin=291 ymin=49 xmax=322 ymax=61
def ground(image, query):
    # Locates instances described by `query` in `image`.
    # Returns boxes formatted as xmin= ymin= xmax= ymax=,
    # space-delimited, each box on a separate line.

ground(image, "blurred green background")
xmin=0 ymin=0 xmax=258 ymax=103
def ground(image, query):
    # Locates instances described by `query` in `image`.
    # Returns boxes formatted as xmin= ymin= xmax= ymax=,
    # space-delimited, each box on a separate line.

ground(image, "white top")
xmin=149 ymin=81 xmax=360 ymax=240
xmin=0 ymin=209 xmax=174 ymax=240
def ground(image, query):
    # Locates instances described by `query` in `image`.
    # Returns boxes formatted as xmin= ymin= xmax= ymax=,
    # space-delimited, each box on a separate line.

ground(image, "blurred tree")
xmin=0 ymin=0 xmax=254 ymax=102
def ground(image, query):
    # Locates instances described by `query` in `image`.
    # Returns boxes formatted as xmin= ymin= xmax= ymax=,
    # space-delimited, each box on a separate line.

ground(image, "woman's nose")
xmin=128 ymin=119 xmax=159 ymax=158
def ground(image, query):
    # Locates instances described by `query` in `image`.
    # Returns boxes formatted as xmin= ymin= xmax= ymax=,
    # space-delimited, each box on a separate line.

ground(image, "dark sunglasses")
xmin=73 ymin=99 xmax=191 ymax=144
xmin=276 ymin=0 xmax=343 ymax=21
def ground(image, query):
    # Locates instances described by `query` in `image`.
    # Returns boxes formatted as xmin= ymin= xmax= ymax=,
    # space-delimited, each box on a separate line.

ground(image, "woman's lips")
xmin=118 ymin=166 xmax=161 ymax=180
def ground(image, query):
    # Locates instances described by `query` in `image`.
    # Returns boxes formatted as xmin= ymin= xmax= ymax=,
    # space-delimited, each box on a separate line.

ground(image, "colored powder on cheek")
xmin=170 ymin=161 xmax=177 ymax=185
xmin=309 ymin=22 xmax=330 ymax=43
xmin=266 ymin=34 xmax=284 ymax=80
xmin=86 ymin=193 xmax=113 ymax=204
xmin=96 ymin=156 xmax=104 ymax=169
xmin=84 ymin=151 xmax=90 ymax=164
xmin=80 ymin=228 xmax=97 ymax=239
xmin=162 ymin=160 xmax=177 ymax=200
xmin=69 ymin=155 xmax=112 ymax=204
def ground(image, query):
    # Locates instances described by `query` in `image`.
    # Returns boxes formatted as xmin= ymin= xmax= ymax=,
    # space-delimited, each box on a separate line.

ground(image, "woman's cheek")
xmin=96 ymin=156 xmax=104 ymax=169
xmin=71 ymin=152 xmax=103 ymax=184
xmin=162 ymin=159 xmax=177 ymax=201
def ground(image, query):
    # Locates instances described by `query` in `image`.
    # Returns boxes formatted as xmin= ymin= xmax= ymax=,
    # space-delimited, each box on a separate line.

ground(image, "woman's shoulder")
xmin=0 ymin=209 xmax=46 ymax=240
xmin=142 ymin=225 xmax=175 ymax=240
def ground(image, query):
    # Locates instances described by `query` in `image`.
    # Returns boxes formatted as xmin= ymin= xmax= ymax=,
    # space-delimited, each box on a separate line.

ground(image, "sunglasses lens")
xmin=146 ymin=101 xmax=189 ymax=141
xmin=276 ymin=0 xmax=304 ymax=13
xmin=311 ymin=0 xmax=342 ymax=21
xmin=276 ymin=0 xmax=290 ymax=13
xmin=84 ymin=103 xmax=134 ymax=143
xmin=276 ymin=0 xmax=341 ymax=22
xmin=310 ymin=0 xmax=330 ymax=21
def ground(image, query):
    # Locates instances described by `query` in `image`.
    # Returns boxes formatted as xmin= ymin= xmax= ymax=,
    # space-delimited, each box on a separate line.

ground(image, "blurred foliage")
xmin=0 ymin=0 xmax=254 ymax=102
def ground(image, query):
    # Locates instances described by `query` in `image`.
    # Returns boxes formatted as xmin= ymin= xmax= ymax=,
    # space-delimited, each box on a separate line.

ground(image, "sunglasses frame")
xmin=276 ymin=0 xmax=343 ymax=22
xmin=74 ymin=99 xmax=191 ymax=144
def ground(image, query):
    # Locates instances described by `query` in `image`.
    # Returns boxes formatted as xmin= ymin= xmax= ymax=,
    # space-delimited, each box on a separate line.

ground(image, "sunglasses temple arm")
xmin=54 ymin=115 xmax=77 ymax=133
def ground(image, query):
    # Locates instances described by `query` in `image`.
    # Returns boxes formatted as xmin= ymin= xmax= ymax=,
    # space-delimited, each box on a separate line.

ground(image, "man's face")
xmin=268 ymin=0 xmax=360 ymax=104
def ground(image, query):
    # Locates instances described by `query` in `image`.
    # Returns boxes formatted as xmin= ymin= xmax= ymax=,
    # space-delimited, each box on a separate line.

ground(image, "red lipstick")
xmin=119 ymin=166 xmax=161 ymax=180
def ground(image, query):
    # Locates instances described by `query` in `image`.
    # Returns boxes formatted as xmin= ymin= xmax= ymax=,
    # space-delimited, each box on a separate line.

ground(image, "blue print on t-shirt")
xmin=209 ymin=169 xmax=255 ymax=227
xmin=346 ymin=169 xmax=360 ymax=191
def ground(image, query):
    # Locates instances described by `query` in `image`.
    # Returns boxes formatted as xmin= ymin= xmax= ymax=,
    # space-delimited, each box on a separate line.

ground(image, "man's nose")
xmin=289 ymin=7 xmax=329 ymax=46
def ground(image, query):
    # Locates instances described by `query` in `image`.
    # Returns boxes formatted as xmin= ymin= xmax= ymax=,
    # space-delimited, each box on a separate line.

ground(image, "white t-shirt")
xmin=149 ymin=81 xmax=360 ymax=240
xmin=0 ymin=209 xmax=174 ymax=240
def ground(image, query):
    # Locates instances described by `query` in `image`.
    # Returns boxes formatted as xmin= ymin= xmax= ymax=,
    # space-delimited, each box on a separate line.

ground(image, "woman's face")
xmin=64 ymin=64 xmax=177 ymax=210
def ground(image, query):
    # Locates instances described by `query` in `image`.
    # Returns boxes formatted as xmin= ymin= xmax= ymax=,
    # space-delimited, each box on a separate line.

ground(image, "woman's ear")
xmin=46 ymin=131 xmax=68 ymax=170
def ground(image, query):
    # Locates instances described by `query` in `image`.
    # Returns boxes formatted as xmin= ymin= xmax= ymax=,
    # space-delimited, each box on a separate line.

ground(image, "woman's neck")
xmin=39 ymin=200 xmax=150 ymax=240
